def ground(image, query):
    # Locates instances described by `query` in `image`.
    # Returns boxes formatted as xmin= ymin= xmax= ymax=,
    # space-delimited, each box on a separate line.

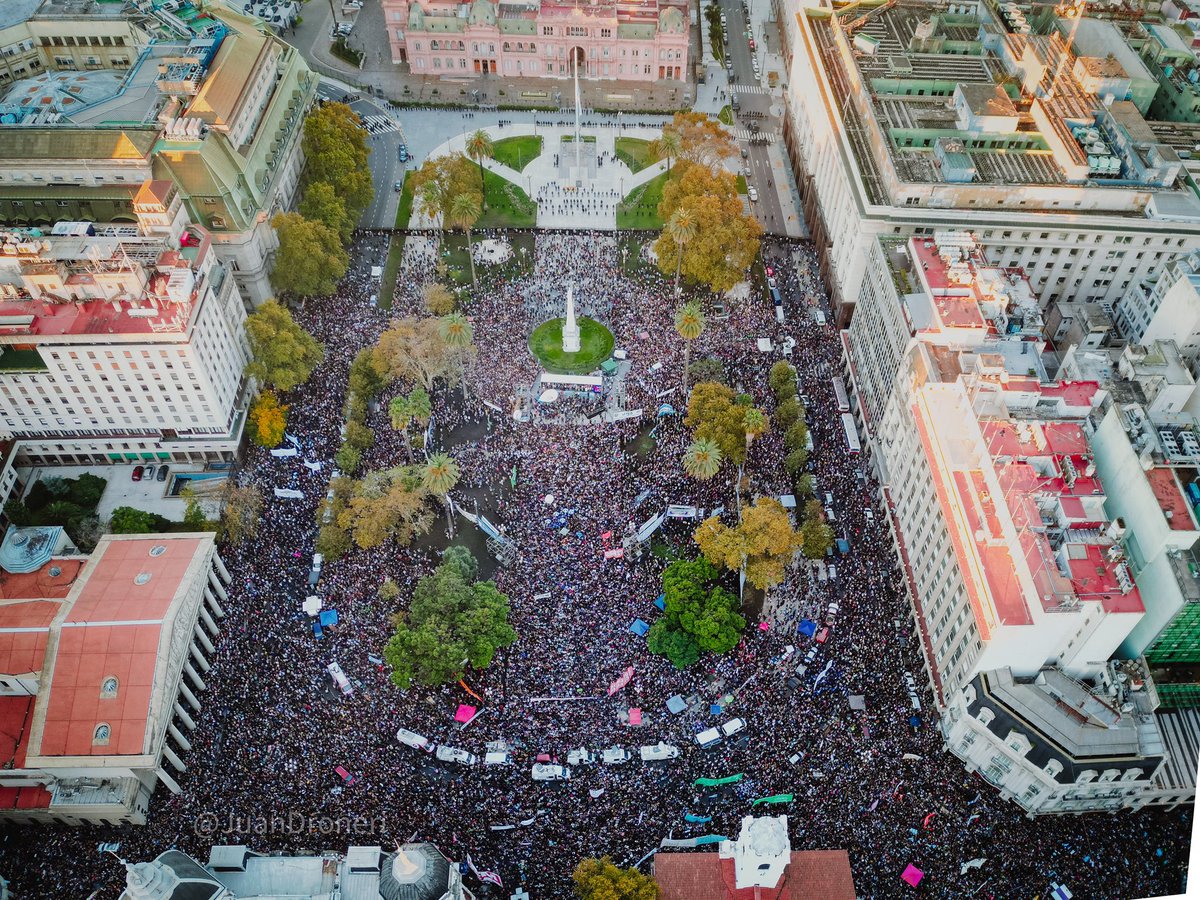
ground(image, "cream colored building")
xmin=0 ymin=532 xmax=231 ymax=825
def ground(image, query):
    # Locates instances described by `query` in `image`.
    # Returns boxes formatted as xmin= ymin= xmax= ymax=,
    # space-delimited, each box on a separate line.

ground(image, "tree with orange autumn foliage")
xmin=249 ymin=390 xmax=288 ymax=448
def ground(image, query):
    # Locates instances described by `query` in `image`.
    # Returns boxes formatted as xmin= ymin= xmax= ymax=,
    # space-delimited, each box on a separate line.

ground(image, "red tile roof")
xmin=66 ymin=537 xmax=202 ymax=624
xmin=655 ymin=851 xmax=856 ymax=900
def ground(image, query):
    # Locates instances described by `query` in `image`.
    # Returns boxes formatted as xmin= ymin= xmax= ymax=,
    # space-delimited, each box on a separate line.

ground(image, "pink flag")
xmin=607 ymin=666 xmax=635 ymax=696
xmin=901 ymin=864 xmax=924 ymax=887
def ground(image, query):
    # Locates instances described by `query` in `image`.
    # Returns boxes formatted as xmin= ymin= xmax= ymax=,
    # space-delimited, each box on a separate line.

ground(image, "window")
xmin=100 ymin=676 xmax=118 ymax=698
xmin=542 ymin=25 xmax=554 ymax=35
xmin=93 ymin=723 xmax=111 ymax=745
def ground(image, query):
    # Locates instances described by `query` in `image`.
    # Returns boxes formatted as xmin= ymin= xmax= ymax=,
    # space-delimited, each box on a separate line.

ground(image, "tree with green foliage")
xmin=269 ymin=212 xmax=349 ymax=298
xmin=374 ymin=317 xmax=458 ymax=392
xmin=244 ymin=299 xmax=325 ymax=393
xmin=110 ymin=506 xmax=154 ymax=534
xmin=682 ymin=438 xmax=722 ymax=481
xmin=800 ymin=499 xmax=835 ymax=559
xmin=449 ymin=191 xmax=483 ymax=287
xmin=685 ymin=381 xmax=755 ymax=466
xmin=410 ymin=153 xmax=478 ymax=227
xmin=383 ymin=548 xmax=516 ymax=689
xmin=649 ymin=127 xmax=682 ymax=175
xmin=769 ymin=360 xmax=797 ymax=395
xmin=785 ymin=420 xmax=809 ymax=453
xmin=344 ymin=420 xmax=375 ymax=452
xmin=694 ymin=497 xmax=803 ymax=591
xmin=181 ymin=485 xmax=208 ymax=530
xmin=299 ymin=181 xmax=354 ymax=246
xmin=301 ymin=102 xmax=374 ymax=224
xmin=465 ymin=129 xmax=494 ymax=206
xmin=572 ymin=856 xmax=661 ymax=900
xmin=688 ymin=356 xmax=725 ymax=386
xmin=647 ymin=558 xmax=745 ymax=669
xmin=784 ymin=448 xmax=809 ymax=475
xmin=665 ymin=207 xmax=699 ymax=293
xmin=378 ymin=578 xmax=401 ymax=602
xmin=775 ymin=397 xmax=802 ymax=430
xmin=795 ymin=473 xmax=815 ymax=498
xmin=674 ymin=302 xmax=704 ymax=396
xmin=334 ymin=444 xmax=362 ymax=475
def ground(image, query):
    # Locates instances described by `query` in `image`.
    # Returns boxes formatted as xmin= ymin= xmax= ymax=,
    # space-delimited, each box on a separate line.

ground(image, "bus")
xmin=832 ymin=377 xmax=850 ymax=413
xmin=841 ymin=413 xmax=861 ymax=455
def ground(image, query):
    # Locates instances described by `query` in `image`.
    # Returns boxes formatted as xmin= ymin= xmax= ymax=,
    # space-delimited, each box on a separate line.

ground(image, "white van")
xmin=531 ymin=763 xmax=570 ymax=781
xmin=484 ymin=751 xmax=512 ymax=765
xmin=435 ymin=745 xmax=477 ymax=765
xmin=640 ymin=743 xmax=680 ymax=761
xmin=601 ymin=747 xmax=632 ymax=764
xmin=720 ymin=717 xmax=746 ymax=738
xmin=396 ymin=728 xmax=431 ymax=751
xmin=567 ymin=748 xmax=596 ymax=766
xmin=326 ymin=662 xmax=353 ymax=696
xmin=695 ymin=727 xmax=722 ymax=749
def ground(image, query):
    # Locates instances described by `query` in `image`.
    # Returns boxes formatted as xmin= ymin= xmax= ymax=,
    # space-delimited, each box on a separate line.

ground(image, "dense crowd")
xmin=0 ymin=232 xmax=1190 ymax=899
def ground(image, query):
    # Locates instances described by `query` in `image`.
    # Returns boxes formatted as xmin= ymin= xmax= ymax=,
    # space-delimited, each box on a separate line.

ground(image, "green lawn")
xmin=617 ymin=171 xmax=669 ymax=230
xmin=491 ymin=135 xmax=543 ymax=172
xmin=615 ymin=137 xmax=656 ymax=174
xmin=330 ymin=38 xmax=362 ymax=67
xmin=529 ymin=317 xmax=615 ymax=374
xmin=718 ymin=104 xmax=734 ymax=126
xmin=395 ymin=174 xmax=415 ymax=229
xmin=442 ymin=233 xmax=474 ymax=285
xmin=479 ymin=169 xmax=537 ymax=228
xmin=379 ymin=235 xmax=404 ymax=309
xmin=736 ymin=174 xmax=748 ymax=195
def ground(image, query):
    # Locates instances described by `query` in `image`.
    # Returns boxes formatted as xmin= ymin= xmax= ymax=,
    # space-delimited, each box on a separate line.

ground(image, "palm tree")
xmin=440 ymin=312 xmax=475 ymax=395
xmin=666 ymin=207 xmax=699 ymax=293
xmin=417 ymin=181 xmax=445 ymax=230
xmin=651 ymin=127 xmax=682 ymax=174
xmin=388 ymin=394 xmax=415 ymax=464
xmin=465 ymin=129 xmax=494 ymax=208
xmin=449 ymin=192 xmax=483 ymax=288
xmin=743 ymin=407 xmax=769 ymax=456
xmin=683 ymin=438 xmax=723 ymax=480
xmin=421 ymin=452 xmax=462 ymax=536
xmin=674 ymin=301 xmax=705 ymax=396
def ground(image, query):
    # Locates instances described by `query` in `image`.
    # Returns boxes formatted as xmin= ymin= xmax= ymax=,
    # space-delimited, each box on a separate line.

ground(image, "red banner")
xmin=607 ymin=666 xmax=635 ymax=696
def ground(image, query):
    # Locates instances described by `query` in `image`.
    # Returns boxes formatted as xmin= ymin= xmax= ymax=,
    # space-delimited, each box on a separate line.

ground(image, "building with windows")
xmin=1115 ymin=250 xmax=1200 ymax=374
xmin=383 ymin=0 xmax=689 ymax=81
xmin=118 ymin=843 xmax=476 ymax=900
xmin=779 ymin=0 xmax=1200 ymax=328
xmin=0 ymin=0 xmax=316 ymax=306
xmin=0 ymin=531 xmax=230 ymax=825
xmin=0 ymin=213 xmax=251 ymax=468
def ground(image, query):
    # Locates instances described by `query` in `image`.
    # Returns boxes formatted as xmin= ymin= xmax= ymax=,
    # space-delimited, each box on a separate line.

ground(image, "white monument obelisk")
xmin=573 ymin=52 xmax=583 ymax=187
xmin=562 ymin=284 xmax=581 ymax=353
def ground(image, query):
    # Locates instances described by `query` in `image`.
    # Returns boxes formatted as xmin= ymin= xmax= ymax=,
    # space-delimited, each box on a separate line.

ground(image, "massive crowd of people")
xmin=0 ymin=231 xmax=1190 ymax=899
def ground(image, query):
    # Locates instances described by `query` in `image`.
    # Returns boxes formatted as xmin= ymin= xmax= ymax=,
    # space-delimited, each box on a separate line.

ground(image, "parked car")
xmin=748 ymin=186 xmax=759 ymax=202
xmin=788 ymin=750 xmax=806 ymax=765
xmin=720 ymin=717 xmax=746 ymax=738
xmin=694 ymin=727 xmax=722 ymax=749
xmin=815 ymin=626 xmax=830 ymax=644
xmin=157 ymin=465 xmax=169 ymax=482
xmin=144 ymin=465 xmax=155 ymax=480
xmin=396 ymin=728 xmax=431 ymax=751
xmin=132 ymin=466 xmax=144 ymax=481
xmin=334 ymin=765 xmax=358 ymax=785
xmin=601 ymin=747 xmax=632 ymax=764
xmin=567 ymin=748 xmax=596 ymax=766
xmin=803 ymin=645 xmax=820 ymax=666
xmin=531 ymin=763 xmax=570 ymax=781
xmin=749 ymin=38 xmax=756 ymax=50
xmin=484 ymin=751 xmax=512 ymax=765
xmin=394 ymin=181 xmax=403 ymax=192
xmin=639 ymin=743 xmax=680 ymax=761
xmin=435 ymin=746 xmax=477 ymax=765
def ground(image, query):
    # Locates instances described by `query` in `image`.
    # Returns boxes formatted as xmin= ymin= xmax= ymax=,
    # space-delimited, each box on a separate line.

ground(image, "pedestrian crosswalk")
xmin=730 ymin=83 xmax=772 ymax=95
xmin=734 ymin=129 xmax=778 ymax=142
xmin=360 ymin=114 xmax=400 ymax=136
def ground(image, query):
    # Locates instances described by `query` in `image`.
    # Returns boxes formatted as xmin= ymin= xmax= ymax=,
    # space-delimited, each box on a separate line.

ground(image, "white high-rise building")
xmin=1115 ymin=250 xmax=1200 ymax=372
xmin=780 ymin=0 xmax=1200 ymax=327
xmin=0 ymin=191 xmax=250 ymax=467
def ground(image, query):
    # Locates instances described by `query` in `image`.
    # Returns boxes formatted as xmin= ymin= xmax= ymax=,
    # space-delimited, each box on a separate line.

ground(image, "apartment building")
xmin=0 ymin=0 xmax=317 ymax=306
xmin=1115 ymin=250 xmax=1200 ymax=372
xmin=0 ymin=531 xmax=231 ymax=825
xmin=383 ymin=0 xmax=689 ymax=81
xmin=0 ymin=207 xmax=251 ymax=467
xmin=780 ymin=0 xmax=1200 ymax=327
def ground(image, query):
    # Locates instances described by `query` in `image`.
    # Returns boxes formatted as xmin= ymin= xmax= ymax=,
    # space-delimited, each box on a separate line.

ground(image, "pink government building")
xmin=384 ymin=0 xmax=690 ymax=82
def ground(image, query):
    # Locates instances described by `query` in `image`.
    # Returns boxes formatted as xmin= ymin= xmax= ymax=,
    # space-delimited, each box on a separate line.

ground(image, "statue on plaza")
xmin=562 ymin=283 xmax=581 ymax=353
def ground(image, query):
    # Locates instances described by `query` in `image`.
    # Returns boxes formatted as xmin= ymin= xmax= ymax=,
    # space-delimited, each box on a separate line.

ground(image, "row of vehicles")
xmin=396 ymin=721 xmax=749 ymax=780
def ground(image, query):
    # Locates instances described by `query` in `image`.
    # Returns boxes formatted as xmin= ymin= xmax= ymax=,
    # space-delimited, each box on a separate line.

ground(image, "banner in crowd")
xmin=269 ymin=448 xmax=298 ymax=457
xmin=752 ymin=794 xmax=794 ymax=806
xmin=273 ymin=488 xmax=304 ymax=499
xmin=694 ymin=774 xmax=743 ymax=787
xmin=466 ymin=854 xmax=503 ymax=887
xmin=607 ymin=667 xmax=635 ymax=696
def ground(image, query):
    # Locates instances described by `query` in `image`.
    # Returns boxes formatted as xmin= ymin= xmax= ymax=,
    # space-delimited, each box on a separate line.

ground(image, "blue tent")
xmin=666 ymin=695 xmax=687 ymax=714
xmin=630 ymin=619 xmax=650 ymax=636
xmin=319 ymin=609 xmax=339 ymax=627
xmin=798 ymin=619 xmax=817 ymax=638
xmin=710 ymin=704 xmax=722 ymax=716
xmin=654 ymin=593 xmax=666 ymax=611
xmin=836 ymin=538 xmax=850 ymax=554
